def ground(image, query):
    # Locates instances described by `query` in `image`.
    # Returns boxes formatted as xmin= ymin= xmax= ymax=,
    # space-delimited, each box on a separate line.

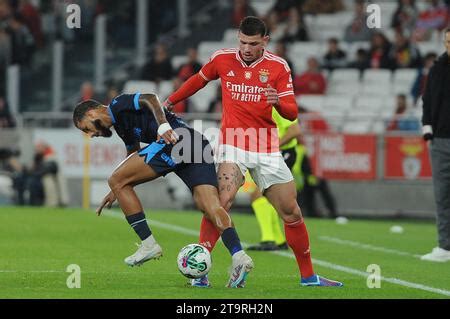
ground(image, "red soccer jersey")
xmin=199 ymin=48 xmax=295 ymax=153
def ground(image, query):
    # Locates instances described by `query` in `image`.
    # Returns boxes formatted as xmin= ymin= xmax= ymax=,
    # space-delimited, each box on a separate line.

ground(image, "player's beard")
xmin=93 ymin=119 xmax=113 ymax=137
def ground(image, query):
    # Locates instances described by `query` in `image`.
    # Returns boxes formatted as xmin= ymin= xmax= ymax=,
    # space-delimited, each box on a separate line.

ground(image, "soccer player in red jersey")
xmin=166 ymin=16 xmax=343 ymax=287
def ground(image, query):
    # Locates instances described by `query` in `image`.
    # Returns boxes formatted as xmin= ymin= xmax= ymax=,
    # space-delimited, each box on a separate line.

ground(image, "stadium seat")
xmin=198 ymin=41 xmax=227 ymax=63
xmin=417 ymin=41 xmax=440 ymax=56
xmin=329 ymin=68 xmax=361 ymax=83
xmin=355 ymin=95 xmax=384 ymax=113
xmin=223 ymin=29 xmax=238 ymax=43
xmin=323 ymin=95 xmax=354 ymax=113
xmin=346 ymin=41 xmax=371 ymax=60
xmin=250 ymin=0 xmax=276 ymax=17
xmin=392 ymin=69 xmax=417 ymax=95
xmin=158 ymin=80 xmax=173 ymax=100
xmin=123 ymin=81 xmax=157 ymax=95
xmin=378 ymin=2 xmax=398 ymax=29
xmin=297 ymin=95 xmax=324 ymax=113
xmin=362 ymin=69 xmax=392 ymax=84
xmin=361 ymin=69 xmax=392 ymax=95
xmin=290 ymin=42 xmax=323 ymax=59
xmin=371 ymin=119 xmax=386 ymax=134
xmin=189 ymin=81 xmax=219 ymax=112
xmin=327 ymin=82 xmax=361 ymax=95
xmin=172 ymin=55 xmax=188 ymax=71
xmin=341 ymin=120 xmax=372 ymax=134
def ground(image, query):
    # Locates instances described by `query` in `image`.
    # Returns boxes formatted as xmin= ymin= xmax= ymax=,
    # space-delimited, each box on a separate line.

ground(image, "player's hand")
xmin=96 ymin=191 xmax=116 ymax=216
xmin=264 ymin=85 xmax=279 ymax=105
xmin=157 ymin=123 xmax=179 ymax=144
xmin=163 ymin=99 xmax=174 ymax=111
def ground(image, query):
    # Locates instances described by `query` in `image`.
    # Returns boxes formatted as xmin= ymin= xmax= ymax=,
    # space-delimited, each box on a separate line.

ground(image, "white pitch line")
xmin=318 ymin=235 xmax=422 ymax=258
xmin=103 ymin=211 xmax=450 ymax=297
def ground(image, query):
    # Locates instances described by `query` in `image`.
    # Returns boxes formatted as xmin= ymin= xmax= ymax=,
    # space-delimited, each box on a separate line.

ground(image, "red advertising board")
xmin=304 ymin=133 xmax=377 ymax=180
xmin=384 ymin=136 xmax=432 ymax=180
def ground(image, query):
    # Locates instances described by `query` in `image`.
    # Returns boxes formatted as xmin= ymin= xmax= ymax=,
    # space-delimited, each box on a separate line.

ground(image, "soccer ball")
xmin=177 ymin=244 xmax=212 ymax=279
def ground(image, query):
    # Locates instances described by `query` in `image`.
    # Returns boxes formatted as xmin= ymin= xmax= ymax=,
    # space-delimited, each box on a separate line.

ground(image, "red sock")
xmin=199 ymin=216 xmax=220 ymax=252
xmin=284 ymin=219 xmax=315 ymax=279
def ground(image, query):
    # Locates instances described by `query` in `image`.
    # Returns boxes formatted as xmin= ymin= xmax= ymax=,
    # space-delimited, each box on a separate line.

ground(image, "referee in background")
xmin=421 ymin=28 xmax=450 ymax=262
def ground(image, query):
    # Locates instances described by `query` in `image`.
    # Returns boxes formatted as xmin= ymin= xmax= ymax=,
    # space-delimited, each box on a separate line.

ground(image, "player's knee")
xmin=108 ymin=173 xmax=123 ymax=193
xmin=279 ymin=200 xmax=302 ymax=223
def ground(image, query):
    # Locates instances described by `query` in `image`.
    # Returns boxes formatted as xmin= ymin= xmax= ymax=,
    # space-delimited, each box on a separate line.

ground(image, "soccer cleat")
xmin=420 ymin=247 xmax=450 ymax=262
xmin=247 ymin=241 xmax=279 ymax=251
xmin=226 ymin=251 xmax=254 ymax=288
xmin=191 ymin=274 xmax=211 ymax=288
xmin=301 ymin=274 xmax=343 ymax=287
xmin=277 ymin=242 xmax=289 ymax=250
xmin=124 ymin=242 xmax=163 ymax=267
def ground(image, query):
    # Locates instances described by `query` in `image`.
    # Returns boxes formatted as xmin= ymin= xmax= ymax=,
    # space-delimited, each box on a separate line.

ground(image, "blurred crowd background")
xmin=0 ymin=0 xmax=448 ymax=216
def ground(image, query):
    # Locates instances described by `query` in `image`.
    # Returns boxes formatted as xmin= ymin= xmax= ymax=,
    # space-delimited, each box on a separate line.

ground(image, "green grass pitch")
xmin=0 ymin=206 xmax=449 ymax=299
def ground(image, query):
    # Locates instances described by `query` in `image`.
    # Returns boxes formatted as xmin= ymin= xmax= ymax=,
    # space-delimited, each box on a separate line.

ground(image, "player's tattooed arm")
xmin=139 ymin=93 xmax=179 ymax=144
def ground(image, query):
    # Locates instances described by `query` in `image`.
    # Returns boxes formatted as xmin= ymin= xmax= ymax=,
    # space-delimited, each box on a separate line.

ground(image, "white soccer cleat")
xmin=124 ymin=242 xmax=163 ymax=267
xmin=226 ymin=251 xmax=254 ymax=288
xmin=420 ymin=247 xmax=450 ymax=262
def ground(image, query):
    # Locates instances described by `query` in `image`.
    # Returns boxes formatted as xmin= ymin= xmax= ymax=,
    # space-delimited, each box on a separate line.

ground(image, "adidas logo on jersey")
xmin=227 ymin=70 xmax=235 ymax=77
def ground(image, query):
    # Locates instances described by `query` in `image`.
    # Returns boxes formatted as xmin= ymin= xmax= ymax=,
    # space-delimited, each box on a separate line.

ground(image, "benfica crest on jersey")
xmin=259 ymin=69 xmax=269 ymax=83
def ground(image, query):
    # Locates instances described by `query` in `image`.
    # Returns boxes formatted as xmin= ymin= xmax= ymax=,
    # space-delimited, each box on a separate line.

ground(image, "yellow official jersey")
xmin=272 ymin=108 xmax=298 ymax=151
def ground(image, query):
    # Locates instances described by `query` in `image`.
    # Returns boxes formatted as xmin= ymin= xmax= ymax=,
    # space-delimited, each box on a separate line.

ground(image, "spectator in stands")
xmin=0 ymin=96 xmax=15 ymax=128
xmin=282 ymin=6 xmax=309 ymax=42
xmin=208 ymin=84 xmax=223 ymax=114
xmin=368 ymin=32 xmax=394 ymax=69
xmin=265 ymin=10 xmax=286 ymax=42
xmin=171 ymin=77 xmax=191 ymax=113
xmin=28 ymin=152 xmax=45 ymax=206
xmin=294 ymin=135 xmax=338 ymax=219
xmin=391 ymin=0 xmax=419 ymax=36
xmin=104 ymin=86 xmax=119 ymax=106
xmin=322 ymin=37 xmax=348 ymax=71
xmin=231 ymin=0 xmax=257 ymax=28
xmin=294 ymin=57 xmax=327 ymax=95
xmin=386 ymin=94 xmax=420 ymax=131
xmin=0 ymin=0 xmax=12 ymax=22
xmin=389 ymin=31 xmax=422 ymax=69
xmin=177 ymin=47 xmax=202 ymax=81
xmin=141 ymin=43 xmax=174 ymax=82
xmin=302 ymin=0 xmax=344 ymax=14
xmin=414 ymin=0 xmax=449 ymax=42
xmin=344 ymin=0 xmax=373 ymax=43
xmin=6 ymin=12 xmax=35 ymax=66
xmin=274 ymin=40 xmax=295 ymax=78
xmin=79 ymin=81 xmax=98 ymax=102
xmin=0 ymin=27 xmax=10 ymax=90
xmin=347 ymin=48 xmax=370 ymax=73
xmin=298 ymin=105 xmax=331 ymax=132
xmin=18 ymin=0 xmax=43 ymax=48
xmin=271 ymin=0 xmax=303 ymax=20
xmin=34 ymin=141 xmax=69 ymax=207
xmin=411 ymin=52 xmax=437 ymax=103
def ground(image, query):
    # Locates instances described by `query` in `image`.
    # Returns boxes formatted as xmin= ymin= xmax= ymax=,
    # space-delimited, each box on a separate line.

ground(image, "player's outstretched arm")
xmin=139 ymin=93 xmax=179 ymax=144
xmin=164 ymin=73 xmax=209 ymax=110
